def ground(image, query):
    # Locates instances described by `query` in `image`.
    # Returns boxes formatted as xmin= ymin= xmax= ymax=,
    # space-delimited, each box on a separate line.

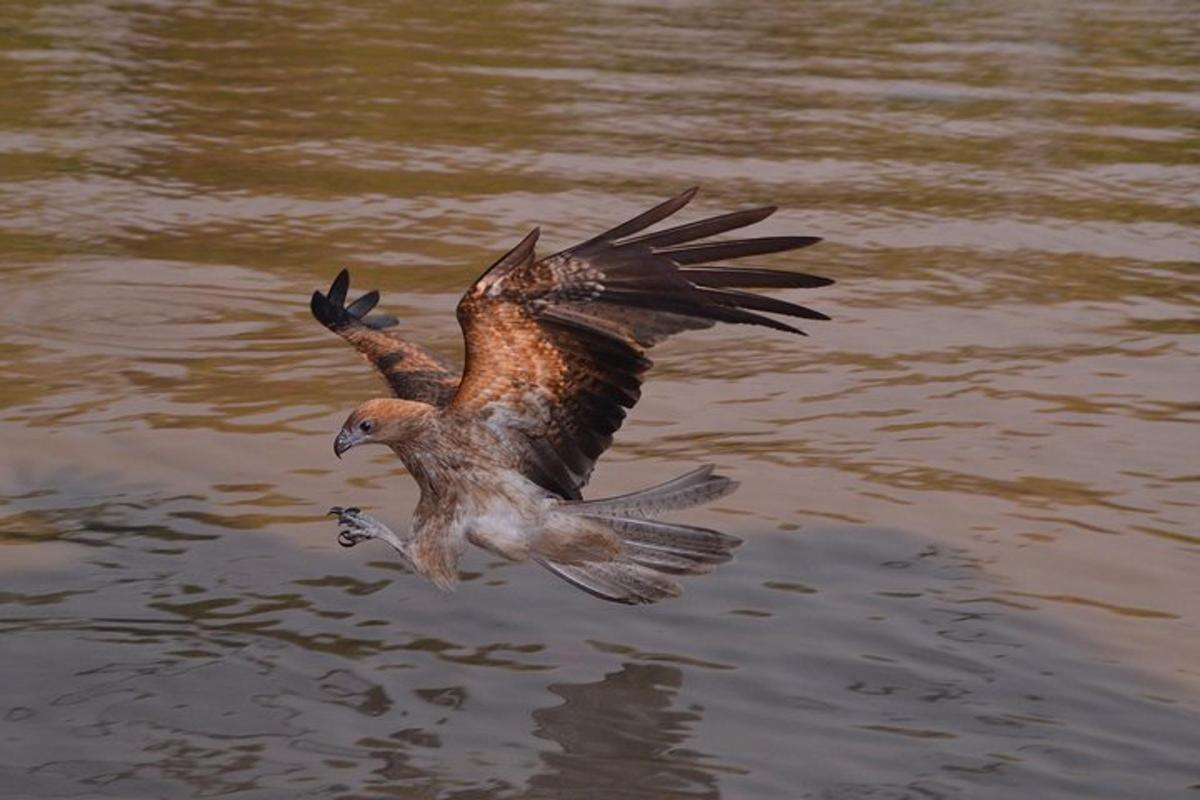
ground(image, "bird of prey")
xmin=311 ymin=187 xmax=831 ymax=604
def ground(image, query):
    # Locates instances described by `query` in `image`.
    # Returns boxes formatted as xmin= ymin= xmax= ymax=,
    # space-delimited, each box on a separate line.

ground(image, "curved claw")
xmin=338 ymin=531 xmax=360 ymax=548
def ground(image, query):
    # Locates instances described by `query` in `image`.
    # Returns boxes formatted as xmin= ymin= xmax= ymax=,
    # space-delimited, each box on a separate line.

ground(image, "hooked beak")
xmin=333 ymin=427 xmax=361 ymax=459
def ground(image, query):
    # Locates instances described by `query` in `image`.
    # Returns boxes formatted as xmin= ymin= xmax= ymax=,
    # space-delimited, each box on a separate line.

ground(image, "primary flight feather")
xmin=312 ymin=187 xmax=831 ymax=604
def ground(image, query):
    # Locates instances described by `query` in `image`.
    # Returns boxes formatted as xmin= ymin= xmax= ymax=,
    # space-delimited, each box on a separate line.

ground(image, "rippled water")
xmin=1 ymin=2 xmax=1198 ymax=798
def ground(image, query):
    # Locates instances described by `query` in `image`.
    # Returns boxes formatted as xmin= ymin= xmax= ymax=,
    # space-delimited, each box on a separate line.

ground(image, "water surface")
xmin=1 ymin=1 xmax=1198 ymax=798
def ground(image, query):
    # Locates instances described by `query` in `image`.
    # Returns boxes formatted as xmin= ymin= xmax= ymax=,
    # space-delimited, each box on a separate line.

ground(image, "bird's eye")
xmin=358 ymin=420 xmax=374 ymax=433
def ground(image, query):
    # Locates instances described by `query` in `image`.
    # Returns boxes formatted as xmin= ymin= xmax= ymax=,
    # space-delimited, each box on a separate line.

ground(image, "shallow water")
xmin=1 ymin=1 xmax=1198 ymax=798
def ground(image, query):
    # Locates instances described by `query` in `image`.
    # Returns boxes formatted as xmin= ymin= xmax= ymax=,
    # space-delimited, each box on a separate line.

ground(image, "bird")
xmin=311 ymin=187 xmax=832 ymax=604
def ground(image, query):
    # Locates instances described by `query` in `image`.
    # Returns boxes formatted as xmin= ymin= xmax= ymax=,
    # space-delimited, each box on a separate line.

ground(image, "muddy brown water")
xmin=1 ymin=2 xmax=1198 ymax=798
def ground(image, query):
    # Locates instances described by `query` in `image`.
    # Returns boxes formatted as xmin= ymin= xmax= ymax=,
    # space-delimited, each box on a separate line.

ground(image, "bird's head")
xmin=333 ymin=398 xmax=431 ymax=458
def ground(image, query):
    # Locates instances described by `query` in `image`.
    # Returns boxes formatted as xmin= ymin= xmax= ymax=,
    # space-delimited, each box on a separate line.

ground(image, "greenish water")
xmin=1 ymin=2 xmax=1197 ymax=798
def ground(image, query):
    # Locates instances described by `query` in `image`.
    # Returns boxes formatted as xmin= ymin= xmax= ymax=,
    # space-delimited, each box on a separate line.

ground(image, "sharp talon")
xmin=328 ymin=507 xmax=343 ymax=517
xmin=338 ymin=531 xmax=358 ymax=548
xmin=345 ymin=507 xmax=361 ymax=515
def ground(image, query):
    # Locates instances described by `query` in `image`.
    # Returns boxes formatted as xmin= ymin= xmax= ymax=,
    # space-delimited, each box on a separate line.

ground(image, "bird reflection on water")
xmin=527 ymin=664 xmax=720 ymax=800
xmin=358 ymin=663 xmax=722 ymax=798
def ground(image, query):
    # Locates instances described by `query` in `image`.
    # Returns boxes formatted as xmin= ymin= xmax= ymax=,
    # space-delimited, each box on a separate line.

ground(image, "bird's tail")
xmin=537 ymin=466 xmax=742 ymax=604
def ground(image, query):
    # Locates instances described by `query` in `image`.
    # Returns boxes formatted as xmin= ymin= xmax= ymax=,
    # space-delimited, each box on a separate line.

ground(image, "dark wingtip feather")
xmin=328 ymin=269 xmax=350 ymax=307
xmin=312 ymin=271 xmax=396 ymax=332
xmin=310 ymin=290 xmax=334 ymax=327
xmin=681 ymin=267 xmax=834 ymax=289
xmin=705 ymin=304 xmax=808 ymax=335
xmin=669 ymin=186 xmax=700 ymax=210
xmin=700 ymin=287 xmax=831 ymax=321
xmin=345 ymin=289 xmax=380 ymax=318
xmin=312 ymin=287 xmax=351 ymax=332
xmin=617 ymin=205 xmax=780 ymax=250
xmin=361 ymin=314 xmax=399 ymax=330
xmin=661 ymin=236 xmax=822 ymax=265
xmin=570 ymin=187 xmax=701 ymax=253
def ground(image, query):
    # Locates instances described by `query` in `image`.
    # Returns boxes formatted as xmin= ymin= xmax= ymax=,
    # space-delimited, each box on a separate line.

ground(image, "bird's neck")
xmin=376 ymin=402 xmax=460 ymax=484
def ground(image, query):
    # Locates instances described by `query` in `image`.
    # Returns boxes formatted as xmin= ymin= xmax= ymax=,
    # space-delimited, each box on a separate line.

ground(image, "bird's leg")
xmin=327 ymin=507 xmax=416 ymax=570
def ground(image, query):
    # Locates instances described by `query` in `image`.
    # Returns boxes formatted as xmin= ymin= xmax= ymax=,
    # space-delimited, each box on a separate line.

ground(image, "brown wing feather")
xmin=311 ymin=269 xmax=460 ymax=406
xmin=451 ymin=232 xmax=645 ymax=500
xmin=450 ymin=188 xmax=832 ymax=500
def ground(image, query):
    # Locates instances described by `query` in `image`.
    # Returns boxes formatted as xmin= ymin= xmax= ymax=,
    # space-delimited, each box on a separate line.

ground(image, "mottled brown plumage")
xmin=315 ymin=188 xmax=832 ymax=604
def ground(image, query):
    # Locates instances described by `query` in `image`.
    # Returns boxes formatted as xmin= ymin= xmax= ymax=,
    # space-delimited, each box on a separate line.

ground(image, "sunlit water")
xmin=1 ymin=2 xmax=1198 ymax=798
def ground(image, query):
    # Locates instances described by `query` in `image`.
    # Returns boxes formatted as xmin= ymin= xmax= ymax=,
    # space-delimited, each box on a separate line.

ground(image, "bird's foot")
xmin=328 ymin=506 xmax=390 ymax=548
xmin=327 ymin=507 xmax=417 ymax=572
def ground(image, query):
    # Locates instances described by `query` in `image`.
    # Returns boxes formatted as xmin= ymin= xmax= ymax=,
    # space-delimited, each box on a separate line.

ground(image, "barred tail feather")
xmin=602 ymin=517 xmax=741 ymax=567
xmin=562 ymin=465 xmax=738 ymax=518
xmin=535 ymin=557 xmax=681 ymax=605
xmin=540 ymin=466 xmax=742 ymax=604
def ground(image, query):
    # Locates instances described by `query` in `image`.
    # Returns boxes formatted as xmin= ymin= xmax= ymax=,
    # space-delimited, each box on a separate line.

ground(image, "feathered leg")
xmin=328 ymin=507 xmax=417 ymax=571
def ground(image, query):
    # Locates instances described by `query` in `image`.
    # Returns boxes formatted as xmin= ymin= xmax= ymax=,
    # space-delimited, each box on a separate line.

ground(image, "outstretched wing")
xmin=449 ymin=187 xmax=832 ymax=500
xmin=311 ymin=269 xmax=460 ymax=406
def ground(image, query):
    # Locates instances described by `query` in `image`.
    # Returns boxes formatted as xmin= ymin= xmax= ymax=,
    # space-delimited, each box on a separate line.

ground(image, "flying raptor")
xmin=312 ymin=188 xmax=831 ymax=604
